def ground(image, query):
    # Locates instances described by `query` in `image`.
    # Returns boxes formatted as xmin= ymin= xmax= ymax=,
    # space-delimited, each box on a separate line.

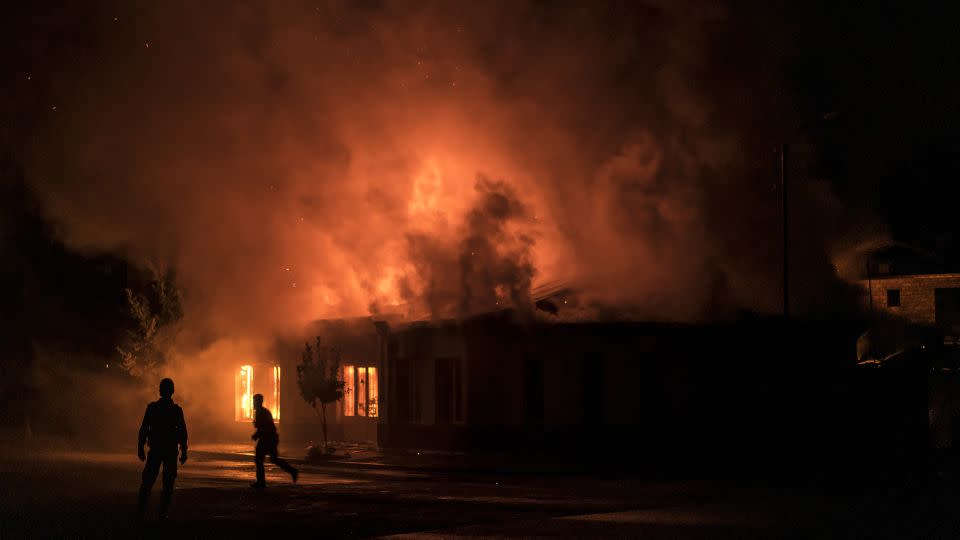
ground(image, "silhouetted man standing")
xmin=250 ymin=393 xmax=298 ymax=488
xmin=137 ymin=378 xmax=188 ymax=520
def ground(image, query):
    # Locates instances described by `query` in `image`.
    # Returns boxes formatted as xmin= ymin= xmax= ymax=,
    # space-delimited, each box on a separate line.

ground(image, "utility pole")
xmin=776 ymin=112 xmax=837 ymax=322
xmin=780 ymin=143 xmax=789 ymax=320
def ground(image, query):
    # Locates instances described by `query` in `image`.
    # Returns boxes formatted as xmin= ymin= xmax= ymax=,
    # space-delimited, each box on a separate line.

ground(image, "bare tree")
xmin=296 ymin=337 xmax=345 ymax=449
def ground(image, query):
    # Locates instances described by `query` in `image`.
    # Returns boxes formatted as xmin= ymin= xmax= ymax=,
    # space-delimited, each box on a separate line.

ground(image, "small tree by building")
xmin=296 ymin=337 xmax=345 ymax=449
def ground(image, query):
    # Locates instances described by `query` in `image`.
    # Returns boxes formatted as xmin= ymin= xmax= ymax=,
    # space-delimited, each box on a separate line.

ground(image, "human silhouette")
xmin=250 ymin=393 xmax=298 ymax=488
xmin=137 ymin=378 xmax=188 ymax=521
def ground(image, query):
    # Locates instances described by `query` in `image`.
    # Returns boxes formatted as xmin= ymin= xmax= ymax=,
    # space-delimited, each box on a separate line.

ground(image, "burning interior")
xmin=235 ymin=363 xmax=280 ymax=422
xmin=343 ymin=365 xmax=378 ymax=417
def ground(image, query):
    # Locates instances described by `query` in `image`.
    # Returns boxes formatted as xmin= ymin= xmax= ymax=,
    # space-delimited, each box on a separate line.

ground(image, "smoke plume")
xmin=24 ymin=0 xmax=855 ymax=342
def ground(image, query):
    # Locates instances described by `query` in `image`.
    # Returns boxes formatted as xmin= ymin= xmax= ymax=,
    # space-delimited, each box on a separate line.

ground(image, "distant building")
xmin=861 ymin=273 xmax=960 ymax=332
xmin=855 ymin=242 xmax=960 ymax=345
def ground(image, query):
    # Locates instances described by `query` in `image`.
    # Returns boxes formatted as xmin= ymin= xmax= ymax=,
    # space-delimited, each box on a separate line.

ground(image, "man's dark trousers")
xmin=139 ymin=447 xmax=178 ymax=515
xmin=255 ymin=437 xmax=296 ymax=485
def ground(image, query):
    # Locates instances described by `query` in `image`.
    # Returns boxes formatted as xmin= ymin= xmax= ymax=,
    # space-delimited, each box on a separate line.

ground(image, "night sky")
xmin=787 ymin=1 xmax=960 ymax=255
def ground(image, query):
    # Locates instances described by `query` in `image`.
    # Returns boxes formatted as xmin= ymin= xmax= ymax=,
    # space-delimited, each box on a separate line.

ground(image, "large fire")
xmin=25 ymin=0 xmax=834 ymax=350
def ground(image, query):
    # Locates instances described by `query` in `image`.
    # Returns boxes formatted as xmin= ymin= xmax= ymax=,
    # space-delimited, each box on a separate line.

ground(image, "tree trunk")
xmin=319 ymin=402 xmax=328 ymax=449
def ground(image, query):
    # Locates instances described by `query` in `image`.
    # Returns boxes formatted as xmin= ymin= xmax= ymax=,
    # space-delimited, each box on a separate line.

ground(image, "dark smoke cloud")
xmin=22 ymin=0 xmax=859 ymax=343
xmin=404 ymin=177 xmax=534 ymax=319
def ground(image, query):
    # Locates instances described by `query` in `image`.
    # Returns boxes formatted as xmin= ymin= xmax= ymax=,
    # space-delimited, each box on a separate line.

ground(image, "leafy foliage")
xmin=116 ymin=266 xmax=183 ymax=377
xmin=296 ymin=337 xmax=345 ymax=448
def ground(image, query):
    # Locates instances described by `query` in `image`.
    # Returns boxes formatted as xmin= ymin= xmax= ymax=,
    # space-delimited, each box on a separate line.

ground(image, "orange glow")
xmin=343 ymin=365 xmax=355 ymax=416
xmin=236 ymin=364 xmax=281 ymax=422
xmin=29 ymin=2 xmax=762 ymax=343
xmin=343 ymin=365 xmax=378 ymax=418
xmin=272 ymin=365 xmax=281 ymax=422
xmin=357 ymin=366 xmax=368 ymax=416
xmin=236 ymin=365 xmax=252 ymax=421
xmin=367 ymin=366 xmax=378 ymax=418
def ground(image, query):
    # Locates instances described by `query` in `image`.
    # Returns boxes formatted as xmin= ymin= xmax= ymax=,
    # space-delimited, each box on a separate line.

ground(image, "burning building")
xmin=212 ymin=278 xmax=859 ymax=474
xmin=8 ymin=0 xmax=892 ymax=464
xmin=221 ymin=317 xmax=389 ymax=445
xmin=210 ymin=276 xmax=868 ymax=472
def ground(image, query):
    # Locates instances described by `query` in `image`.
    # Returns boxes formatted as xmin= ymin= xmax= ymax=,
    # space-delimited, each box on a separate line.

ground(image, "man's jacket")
xmin=139 ymin=397 xmax=188 ymax=452
xmin=253 ymin=407 xmax=278 ymax=445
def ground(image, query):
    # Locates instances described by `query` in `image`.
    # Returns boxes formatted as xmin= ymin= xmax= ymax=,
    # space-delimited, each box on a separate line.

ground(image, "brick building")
xmin=854 ymin=242 xmax=960 ymax=360
xmin=862 ymin=273 xmax=960 ymax=331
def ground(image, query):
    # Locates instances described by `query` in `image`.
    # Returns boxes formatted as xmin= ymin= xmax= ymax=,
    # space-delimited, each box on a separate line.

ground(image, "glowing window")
xmin=235 ymin=364 xmax=281 ymax=422
xmin=272 ymin=365 xmax=281 ymax=422
xmin=358 ymin=367 xmax=367 ymax=416
xmin=343 ymin=365 xmax=356 ymax=416
xmin=367 ymin=367 xmax=378 ymax=417
xmin=343 ymin=365 xmax=378 ymax=417
xmin=237 ymin=365 xmax=253 ymax=421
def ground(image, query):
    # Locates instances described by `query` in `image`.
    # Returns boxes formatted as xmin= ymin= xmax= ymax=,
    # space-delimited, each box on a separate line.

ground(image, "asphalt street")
xmin=1 ymin=445 xmax=958 ymax=538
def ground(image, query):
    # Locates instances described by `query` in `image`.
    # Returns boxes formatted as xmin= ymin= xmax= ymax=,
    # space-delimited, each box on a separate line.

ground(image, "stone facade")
xmin=859 ymin=273 xmax=960 ymax=326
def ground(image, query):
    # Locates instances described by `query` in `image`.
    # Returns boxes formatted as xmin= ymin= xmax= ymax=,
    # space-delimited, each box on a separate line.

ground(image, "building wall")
xmin=541 ymin=343 xmax=584 ymax=426
xmin=392 ymin=325 xmax=465 ymax=425
xmin=379 ymin=315 xmax=860 ymax=469
xmin=859 ymin=273 xmax=960 ymax=325
xmin=380 ymin=318 xmax=723 ymax=451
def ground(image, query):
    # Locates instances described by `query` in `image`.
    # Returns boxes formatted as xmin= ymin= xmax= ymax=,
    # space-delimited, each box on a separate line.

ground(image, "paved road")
xmin=0 ymin=446 xmax=958 ymax=538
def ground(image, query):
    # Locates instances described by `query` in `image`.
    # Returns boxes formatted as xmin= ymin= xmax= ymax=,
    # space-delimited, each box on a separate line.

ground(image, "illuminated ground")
xmin=1 ymin=445 xmax=959 ymax=538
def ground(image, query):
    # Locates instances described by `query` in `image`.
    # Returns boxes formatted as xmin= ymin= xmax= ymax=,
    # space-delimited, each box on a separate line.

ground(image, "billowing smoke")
xmin=23 ymin=0 xmax=856 ymax=344
xmin=404 ymin=177 xmax=535 ymax=318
